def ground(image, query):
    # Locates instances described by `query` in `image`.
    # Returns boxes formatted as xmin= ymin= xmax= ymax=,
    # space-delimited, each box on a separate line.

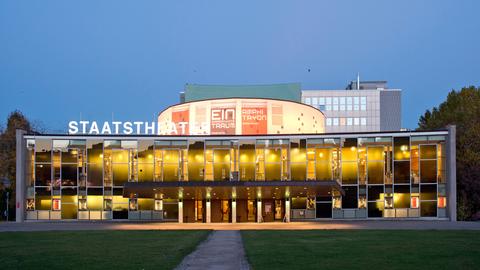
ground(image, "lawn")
xmin=242 ymin=230 xmax=480 ymax=270
xmin=0 ymin=230 xmax=210 ymax=270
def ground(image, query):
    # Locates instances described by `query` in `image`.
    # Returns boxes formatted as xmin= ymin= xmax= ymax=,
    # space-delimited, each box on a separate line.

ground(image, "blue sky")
xmin=1 ymin=1 xmax=479 ymax=132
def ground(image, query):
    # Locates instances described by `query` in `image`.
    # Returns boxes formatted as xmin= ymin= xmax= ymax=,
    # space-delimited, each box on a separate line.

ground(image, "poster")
xmin=171 ymin=108 xmax=189 ymax=135
xmin=210 ymin=104 xmax=236 ymax=135
xmin=241 ymin=102 xmax=267 ymax=134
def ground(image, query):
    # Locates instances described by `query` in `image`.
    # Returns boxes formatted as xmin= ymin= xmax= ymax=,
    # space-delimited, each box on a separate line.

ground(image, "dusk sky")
xmin=1 ymin=1 xmax=479 ymax=132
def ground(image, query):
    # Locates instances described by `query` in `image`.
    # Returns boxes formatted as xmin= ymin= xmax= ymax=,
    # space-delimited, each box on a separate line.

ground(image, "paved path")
xmin=1 ymin=220 xmax=480 ymax=232
xmin=174 ymin=230 xmax=250 ymax=270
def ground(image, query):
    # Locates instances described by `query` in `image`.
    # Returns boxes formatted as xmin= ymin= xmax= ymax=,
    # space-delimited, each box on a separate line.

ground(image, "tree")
xmin=417 ymin=86 xmax=480 ymax=220
xmin=0 ymin=110 xmax=39 ymax=220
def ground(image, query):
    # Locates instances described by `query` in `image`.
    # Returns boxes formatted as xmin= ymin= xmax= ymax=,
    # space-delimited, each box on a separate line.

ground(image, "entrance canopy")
xmin=123 ymin=181 xmax=343 ymax=200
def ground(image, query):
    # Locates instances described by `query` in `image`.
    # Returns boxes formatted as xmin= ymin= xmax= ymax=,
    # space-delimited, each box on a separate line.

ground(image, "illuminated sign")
xmin=68 ymin=98 xmax=325 ymax=135
xmin=158 ymin=98 xmax=325 ymax=135
xmin=68 ymin=121 xmax=166 ymax=135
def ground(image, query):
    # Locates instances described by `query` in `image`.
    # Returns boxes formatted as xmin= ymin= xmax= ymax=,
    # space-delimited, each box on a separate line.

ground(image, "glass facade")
xmin=22 ymin=132 xmax=451 ymax=221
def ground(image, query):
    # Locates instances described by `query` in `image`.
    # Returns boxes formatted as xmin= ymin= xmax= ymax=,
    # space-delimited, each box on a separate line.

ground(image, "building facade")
xmin=302 ymin=81 xmax=402 ymax=133
xmin=16 ymin=127 xmax=456 ymax=223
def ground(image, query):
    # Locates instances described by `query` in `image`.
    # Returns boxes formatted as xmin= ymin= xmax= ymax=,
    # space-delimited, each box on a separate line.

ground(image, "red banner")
xmin=241 ymin=104 xmax=267 ymax=134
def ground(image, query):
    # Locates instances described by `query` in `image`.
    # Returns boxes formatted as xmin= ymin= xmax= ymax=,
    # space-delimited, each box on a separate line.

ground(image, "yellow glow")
xmin=99 ymin=154 xmax=103 ymax=158
xmin=148 ymin=154 xmax=153 ymax=159
xmin=350 ymin=146 xmax=356 ymax=151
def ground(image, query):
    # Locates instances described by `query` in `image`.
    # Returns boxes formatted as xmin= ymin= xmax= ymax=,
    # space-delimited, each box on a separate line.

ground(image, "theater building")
xmin=15 ymin=96 xmax=457 ymax=223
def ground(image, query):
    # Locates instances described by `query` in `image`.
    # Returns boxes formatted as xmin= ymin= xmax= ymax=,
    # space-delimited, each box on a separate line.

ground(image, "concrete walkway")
xmin=1 ymin=220 xmax=480 ymax=232
xmin=175 ymin=230 xmax=250 ymax=270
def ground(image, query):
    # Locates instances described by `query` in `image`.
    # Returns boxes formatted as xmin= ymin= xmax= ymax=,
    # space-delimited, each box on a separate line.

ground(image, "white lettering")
xmin=112 ymin=121 xmax=121 ymax=134
xmin=123 ymin=122 xmax=133 ymax=134
xmin=101 ymin=122 xmax=112 ymax=134
xmin=68 ymin=121 xmax=78 ymax=134
xmin=133 ymin=121 xmax=143 ymax=134
xmin=178 ymin=122 xmax=188 ymax=135
xmin=79 ymin=121 xmax=89 ymax=134
xmin=89 ymin=121 xmax=99 ymax=134
xmin=145 ymin=122 xmax=155 ymax=134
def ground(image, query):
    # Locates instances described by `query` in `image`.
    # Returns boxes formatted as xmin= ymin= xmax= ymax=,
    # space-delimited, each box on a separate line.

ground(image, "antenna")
xmin=357 ymin=73 xmax=360 ymax=90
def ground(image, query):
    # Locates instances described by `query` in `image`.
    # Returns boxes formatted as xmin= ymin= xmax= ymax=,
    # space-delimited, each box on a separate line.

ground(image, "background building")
xmin=302 ymin=81 xmax=402 ymax=133
xmin=180 ymin=80 xmax=402 ymax=133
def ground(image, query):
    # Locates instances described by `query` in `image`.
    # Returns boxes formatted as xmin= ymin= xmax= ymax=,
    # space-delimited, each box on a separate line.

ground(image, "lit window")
xmin=354 ymin=118 xmax=360 ymax=125
xmin=326 ymin=118 xmax=332 ymax=126
xmin=361 ymin=104 xmax=366 ymax=111
xmin=347 ymin=97 xmax=353 ymax=105
xmin=361 ymin=96 xmax=367 ymax=104
xmin=347 ymin=118 xmax=353 ymax=126
xmin=305 ymin=97 xmax=311 ymax=105
xmin=312 ymin=97 xmax=318 ymax=105
xmin=347 ymin=105 xmax=352 ymax=111
xmin=354 ymin=97 xmax=360 ymax=105
xmin=333 ymin=105 xmax=338 ymax=111
xmin=340 ymin=105 xmax=345 ymax=111
xmin=340 ymin=97 xmax=346 ymax=105
xmin=326 ymin=97 xmax=332 ymax=105
xmin=361 ymin=118 xmax=367 ymax=126
xmin=333 ymin=97 xmax=339 ymax=104
xmin=438 ymin=197 xmax=446 ymax=208
xmin=340 ymin=118 xmax=346 ymax=126
xmin=333 ymin=118 xmax=339 ymax=126
xmin=325 ymin=105 xmax=332 ymax=111
xmin=354 ymin=105 xmax=359 ymax=111
xmin=319 ymin=97 xmax=325 ymax=105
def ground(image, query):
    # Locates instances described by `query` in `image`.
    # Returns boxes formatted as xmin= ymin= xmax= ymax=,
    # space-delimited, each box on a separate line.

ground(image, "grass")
xmin=242 ymin=230 xmax=480 ymax=270
xmin=0 ymin=230 xmax=210 ymax=270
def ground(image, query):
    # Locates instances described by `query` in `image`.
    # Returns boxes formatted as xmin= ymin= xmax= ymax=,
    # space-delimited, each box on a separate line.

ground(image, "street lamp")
xmin=0 ymin=178 xmax=11 ymax=221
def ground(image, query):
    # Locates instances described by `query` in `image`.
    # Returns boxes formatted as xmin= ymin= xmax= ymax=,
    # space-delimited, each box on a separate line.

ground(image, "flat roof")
xmin=23 ymin=129 xmax=449 ymax=140
xmin=184 ymin=83 xmax=302 ymax=102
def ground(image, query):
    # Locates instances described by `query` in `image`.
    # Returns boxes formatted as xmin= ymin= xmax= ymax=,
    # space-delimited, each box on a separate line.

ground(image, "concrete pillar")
xmin=178 ymin=199 xmax=183 ymax=223
xmin=16 ymin=129 xmax=26 ymax=222
xmin=447 ymin=125 xmax=457 ymax=222
xmin=206 ymin=199 xmax=211 ymax=223
xmin=257 ymin=199 xmax=262 ymax=223
xmin=285 ymin=198 xmax=290 ymax=222
xmin=231 ymin=199 xmax=236 ymax=223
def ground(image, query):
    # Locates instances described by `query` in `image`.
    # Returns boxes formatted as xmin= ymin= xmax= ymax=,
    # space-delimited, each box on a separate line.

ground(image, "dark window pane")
xmin=291 ymin=197 xmax=306 ymax=209
xmin=394 ymin=161 xmax=410 ymax=183
xmin=368 ymin=202 xmax=383 ymax=217
xmin=342 ymin=186 xmax=358 ymax=209
xmin=113 ymin=164 xmax=129 ymax=186
xmin=367 ymin=161 xmax=383 ymax=184
xmin=420 ymin=145 xmax=436 ymax=159
xmin=368 ymin=185 xmax=384 ymax=201
xmin=35 ymin=139 xmax=52 ymax=162
xmin=62 ymin=149 xmax=78 ymax=163
xmin=421 ymin=184 xmax=437 ymax=200
xmin=394 ymin=185 xmax=410 ymax=208
xmin=87 ymin=163 xmax=103 ymax=186
xmin=316 ymin=203 xmax=332 ymax=218
xmin=35 ymin=187 xmax=51 ymax=210
xmin=87 ymin=142 xmax=103 ymax=163
xmin=35 ymin=164 xmax=51 ymax=186
xmin=420 ymin=160 xmax=437 ymax=183
xmin=421 ymin=201 xmax=437 ymax=217
xmin=61 ymin=164 xmax=77 ymax=186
